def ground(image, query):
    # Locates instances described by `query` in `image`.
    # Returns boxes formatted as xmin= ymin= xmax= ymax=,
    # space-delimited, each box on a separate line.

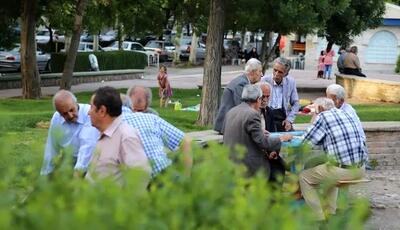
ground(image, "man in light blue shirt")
xmin=121 ymin=93 xmax=185 ymax=177
xmin=262 ymin=57 xmax=300 ymax=132
xmin=40 ymin=90 xmax=99 ymax=175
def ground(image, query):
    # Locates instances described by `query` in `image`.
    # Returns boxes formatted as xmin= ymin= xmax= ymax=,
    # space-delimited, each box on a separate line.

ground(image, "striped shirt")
xmin=121 ymin=106 xmax=184 ymax=176
xmin=303 ymin=108 xmax=368 ymax=166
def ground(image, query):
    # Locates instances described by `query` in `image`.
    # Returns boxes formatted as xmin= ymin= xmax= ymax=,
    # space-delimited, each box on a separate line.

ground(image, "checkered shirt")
xmin=121 ymin=106 xmax=184 ymax=176
xmin=303 ymin=108 xmax=368 ymax=166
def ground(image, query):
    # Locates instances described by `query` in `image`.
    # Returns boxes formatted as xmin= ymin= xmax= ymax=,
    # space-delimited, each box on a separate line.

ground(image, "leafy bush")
xmin=0 ymin=132 xmax=370 ymax=229
xmin=50 ymin=51 xmax=147 ymax=73
xmin=396 ymin=54 xmax=400 ymax=73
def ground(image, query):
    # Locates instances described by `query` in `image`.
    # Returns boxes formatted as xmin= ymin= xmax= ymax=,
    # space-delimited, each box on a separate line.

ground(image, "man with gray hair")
xmin=326 ymin=83 xmax=365 ymax=141
xmin=214 ymin=58 xmax=263 ymax=134
xmin=300 ymin=97 xmax=368 ymax=221
xmin=223 ymin=84 xmax=292 ymax=181
xmin=41 ymin=90 xmax=100 ymax=176
xmin=262 ymin=57 xmax=300 ymax=132
xmin=127 ymin=85 xmax=159 ymax=116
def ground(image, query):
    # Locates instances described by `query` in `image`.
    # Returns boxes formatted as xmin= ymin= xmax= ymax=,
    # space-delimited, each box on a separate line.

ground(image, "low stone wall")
xmin=0 ymin=69 xmax=144 ymax=90
xmin=335 ymin=74 xmax=400 ymax=103
xmin=187 ymin=122 xmax=400 ymax=170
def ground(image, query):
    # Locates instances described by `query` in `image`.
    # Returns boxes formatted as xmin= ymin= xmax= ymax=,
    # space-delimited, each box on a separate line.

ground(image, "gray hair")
xmin=256 ymin=81 xmax=272 ymax=91
xmin=326 ymin=84 xmax=346 ymax=100
xmin=274 ymin=57 xmax=291 ymax=72
xmin=241 ymin=84 xmax=262 ymax=102
xmin=126 ymin=85 xmax=153 ymax=107
xmin=52 ymin=90 xmax=77 ymax=109
xmin=350 ymin=46 xmax=358 ymax=54
xmin=244 ymin=58 xmax=262 ymax=74
xmin=120 ymin=93 xmax=132 ymax=108
xmin=313 ymin=97 xmax=335 ymax=111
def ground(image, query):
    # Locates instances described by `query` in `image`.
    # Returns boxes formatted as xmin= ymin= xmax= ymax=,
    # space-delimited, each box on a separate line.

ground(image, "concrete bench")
xmin=335 ymin=73 xmax=400 ymax=103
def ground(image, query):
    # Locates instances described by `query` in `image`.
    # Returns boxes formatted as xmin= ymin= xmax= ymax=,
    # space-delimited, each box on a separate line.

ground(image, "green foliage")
xmin=396 ymin=54 xmax=400 ymax=73
xmin=0 ymin=132 xmax=370 ymax=229
xmin=50 ymin=51 xmax=147 ymax=73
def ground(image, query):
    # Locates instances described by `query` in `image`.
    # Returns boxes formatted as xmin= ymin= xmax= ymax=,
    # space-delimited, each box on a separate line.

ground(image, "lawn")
xmin=1 ymin=88 xmax=399 ymax=133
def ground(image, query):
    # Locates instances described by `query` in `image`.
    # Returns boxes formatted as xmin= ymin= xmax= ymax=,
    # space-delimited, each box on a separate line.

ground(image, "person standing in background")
xmin=317 ymin=50 xmax=325 ymax=79
xmin=157 ymin=65 xmax=173 ymax=107
xmin=323 ymin=45 xmax=335 ymax=80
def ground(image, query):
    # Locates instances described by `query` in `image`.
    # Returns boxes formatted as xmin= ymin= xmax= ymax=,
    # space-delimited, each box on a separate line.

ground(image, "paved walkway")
xmin=2 ymin=65 xmax=399 ymax=99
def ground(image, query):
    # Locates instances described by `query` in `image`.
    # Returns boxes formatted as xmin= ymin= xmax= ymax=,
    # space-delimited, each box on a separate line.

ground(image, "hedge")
xmin=50 ymin=51 xmax=147 ymax=73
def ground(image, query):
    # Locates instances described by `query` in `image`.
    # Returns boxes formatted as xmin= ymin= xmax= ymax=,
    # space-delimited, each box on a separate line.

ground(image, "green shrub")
xmin=396 ymin=54 xmax=400 ymax=73
xmin=50 ymin=51 xmax=147 ymax=73
xmin=0 ymin=133 xmax=370 ymax=229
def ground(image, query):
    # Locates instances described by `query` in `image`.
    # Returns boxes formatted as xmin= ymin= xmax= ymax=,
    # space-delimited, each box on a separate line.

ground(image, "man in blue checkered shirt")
xmin=121 ymin=103 xmax=185 ymax=177
xmin=299 ymin=97 xmax=368 ymax=221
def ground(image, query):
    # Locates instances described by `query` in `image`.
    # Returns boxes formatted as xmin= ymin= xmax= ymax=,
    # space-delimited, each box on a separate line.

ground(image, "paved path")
xmin=1 ymin=65 xmax=399 ymax=99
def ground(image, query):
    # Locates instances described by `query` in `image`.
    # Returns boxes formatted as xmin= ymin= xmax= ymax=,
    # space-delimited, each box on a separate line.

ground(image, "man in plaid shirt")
xmin=121 ymin=102 xmax=185 ymax=177
xmin=300 ymin=97 xmax=368 ymax=221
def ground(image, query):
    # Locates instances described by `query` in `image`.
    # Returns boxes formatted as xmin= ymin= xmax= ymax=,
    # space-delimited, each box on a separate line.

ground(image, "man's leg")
xmin=300 ymin=163 xmax=365 ymax=220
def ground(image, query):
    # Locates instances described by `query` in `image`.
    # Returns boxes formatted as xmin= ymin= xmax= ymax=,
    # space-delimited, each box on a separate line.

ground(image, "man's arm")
xmin=285 ymin=79 xmax=300 ymax=124
xmin=247 ymin=112 xmax=281 ymax=152
xmin=40 ymin=114 xmax=60 ymax=175
xmin=74 ymin=124 xmax=100 ymax=171
xmin=158 ymin=118 xmax=185 ymax=151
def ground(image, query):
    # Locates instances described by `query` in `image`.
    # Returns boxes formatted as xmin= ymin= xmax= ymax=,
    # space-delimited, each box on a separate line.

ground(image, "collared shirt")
xmin=41 ymin=104 xmax=100 ymax=175
xmin=261 ymin=74 xmax=300 ymax=123
xmin=270 ymin=79 xmax=284 ymax=109
xmin=340 ymin=102 xmax=366 ymax=141
xmin=121 ymin=106 xmax=184 ymax=176
xmin=302 ymin=108 xmax=368 ymax=166
xmin=86 ymin=116 xmax=151 ymax=185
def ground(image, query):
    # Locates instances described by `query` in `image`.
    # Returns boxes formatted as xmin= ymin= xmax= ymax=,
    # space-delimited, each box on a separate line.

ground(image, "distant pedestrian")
xmin=157 ymin=65 xmax=172 ymax=107
xmin=323 ymin=45 xmax=335 ymax=79
xmin=317 ymin=50 xmax=325 ymax=78
xmin=337 ymin=47 xmax=347 ymax=74
xmin=343 ymin=46 xmax=366 ymax=77
xmin=248 ymin=47 xmax=259 ymax=60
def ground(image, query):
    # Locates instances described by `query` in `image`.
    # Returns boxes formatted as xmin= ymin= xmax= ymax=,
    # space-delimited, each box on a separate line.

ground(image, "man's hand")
xmin=268 ymin=151 xmax=278 ymax=160
xmin=279 ymin=134 xmax=293 ymax=142
xmin=282 ymin=120 xmax=292 ymax=131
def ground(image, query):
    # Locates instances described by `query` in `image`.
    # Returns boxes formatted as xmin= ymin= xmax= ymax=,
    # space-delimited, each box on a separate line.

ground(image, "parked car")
xmin=144 ymin=40 xmax=175 ymax=62
xmin=100 ymin=30 xmax=117 ymax=42
xmin=0 ymin=44 xmax=51 ymax=72
xmin=179 ymin=40 xmax=206 ymax=61
xmin=36 ymin=29 xmax=65 ymax=44
xmin=102 ymin=41 xmax=157 ymax=62
xmin=60 ymin=42 xmax=103 ymax=53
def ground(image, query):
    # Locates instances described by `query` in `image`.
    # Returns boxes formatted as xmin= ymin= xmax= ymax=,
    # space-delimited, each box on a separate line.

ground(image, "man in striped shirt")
xmin=300 ymin=97 xmax=368 ymax=221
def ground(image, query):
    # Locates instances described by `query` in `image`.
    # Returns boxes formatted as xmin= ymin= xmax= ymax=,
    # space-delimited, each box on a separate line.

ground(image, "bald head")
xmin=127 ymin=85 xmax=152 ymax=112
xmin=53 ymin=90 xmax=79 ymax=123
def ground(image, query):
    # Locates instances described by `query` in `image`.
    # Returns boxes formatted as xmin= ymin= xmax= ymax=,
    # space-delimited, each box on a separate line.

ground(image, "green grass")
xmin=0 ymin=88 xmax=399 ymax=133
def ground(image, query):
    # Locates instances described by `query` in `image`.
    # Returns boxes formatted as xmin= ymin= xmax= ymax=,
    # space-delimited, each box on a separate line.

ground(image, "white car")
xmin=103 ymin=41 xmax=157 ymax=62
xmin=144 ymin=40 xmax=175 ymax=62
xmin=36 ymin=29 xmax=65 ymax=44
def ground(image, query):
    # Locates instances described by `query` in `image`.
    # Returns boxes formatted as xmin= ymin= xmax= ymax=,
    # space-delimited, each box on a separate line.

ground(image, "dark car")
xmin=0 ymin=44 xmax=51 ymax=73
xmin=144 ymin=40 xmax=175 ymax=62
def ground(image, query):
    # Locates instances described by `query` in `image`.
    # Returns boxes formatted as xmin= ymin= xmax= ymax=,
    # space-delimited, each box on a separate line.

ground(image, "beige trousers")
xmin=299 ymin=163 xmax=365 ymax=220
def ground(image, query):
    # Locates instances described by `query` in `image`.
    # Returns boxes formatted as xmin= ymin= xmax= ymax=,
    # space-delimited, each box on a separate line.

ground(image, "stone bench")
xmin=335 ymin=73 xmax=400 ymax=103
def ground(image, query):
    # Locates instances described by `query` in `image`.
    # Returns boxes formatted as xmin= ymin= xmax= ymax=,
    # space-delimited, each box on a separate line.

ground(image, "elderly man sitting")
xmin=300 ymin=97 xmax=368 ymax=221
xmin=223 ymin=84 xmax=292 ymax=181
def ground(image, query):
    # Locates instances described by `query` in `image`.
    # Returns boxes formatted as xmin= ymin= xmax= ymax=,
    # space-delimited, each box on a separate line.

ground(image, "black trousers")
xmin=343 ymin=68 xmax=366 ymax=77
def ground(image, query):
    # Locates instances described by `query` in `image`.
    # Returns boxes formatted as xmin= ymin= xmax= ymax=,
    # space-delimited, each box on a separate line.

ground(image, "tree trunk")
xmin=20 ymin=0 xmax=41 ymax=99
xmin=260 ymin=31 xmax=269 ymax=63
xmin=60 ymin=0 xmax=88 ymax=90
xmin=189 ymin=32 xmax=198 ymax=65
xmin=197 ymin=0 xmax=226 ymax=126
xmin=262 ymin=33 xmax=281 ymax=73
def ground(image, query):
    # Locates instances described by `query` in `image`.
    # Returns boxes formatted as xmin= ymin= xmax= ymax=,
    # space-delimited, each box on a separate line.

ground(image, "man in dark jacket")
xmin=223 ymin=84 xmax=292 ymax=181
xmin=214 ymin=58 xmax=263 ymax=134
